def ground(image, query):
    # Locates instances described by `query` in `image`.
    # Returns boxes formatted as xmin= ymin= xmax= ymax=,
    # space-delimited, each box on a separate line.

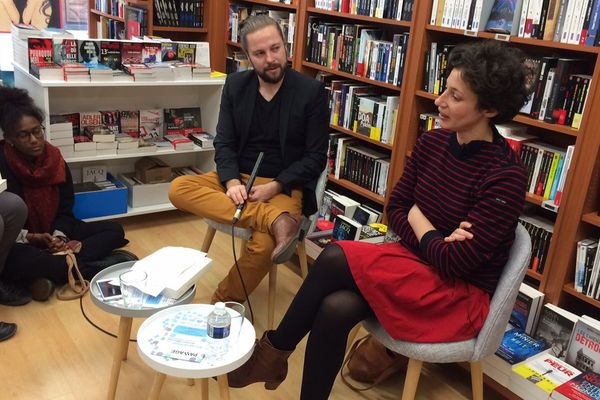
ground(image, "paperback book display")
xmin=12 ymin=25 xmax=212 ymax=82
xmin=512 ymin=353 xmax=582 ymax=400
xmin=49 ymin=107 xmax=204 ymax=156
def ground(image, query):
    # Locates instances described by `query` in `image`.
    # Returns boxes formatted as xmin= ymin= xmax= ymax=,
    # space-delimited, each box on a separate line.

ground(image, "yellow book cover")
xmin=512 ymin=353 xmax=581 ymax=394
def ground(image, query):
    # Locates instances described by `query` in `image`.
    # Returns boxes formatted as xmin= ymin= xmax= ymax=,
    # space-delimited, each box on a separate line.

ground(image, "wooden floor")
xmin=0 ymin=211 xmax=507 ymax=400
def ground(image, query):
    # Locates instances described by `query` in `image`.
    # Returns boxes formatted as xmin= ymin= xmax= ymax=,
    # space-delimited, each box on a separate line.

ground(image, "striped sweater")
xmin=386 ymin=129 xmax=527 ymax=293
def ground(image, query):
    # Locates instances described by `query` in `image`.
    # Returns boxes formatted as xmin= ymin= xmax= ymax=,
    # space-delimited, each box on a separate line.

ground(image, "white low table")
xmin=137 ymin=304 xmax=256 ymax=400
xmin=90 ymin=261 xmax=196 ymax=400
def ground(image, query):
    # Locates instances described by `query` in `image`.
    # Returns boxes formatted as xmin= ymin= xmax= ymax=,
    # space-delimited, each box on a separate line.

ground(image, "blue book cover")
xmin=495 ymin=328 xmax=548 ymax=364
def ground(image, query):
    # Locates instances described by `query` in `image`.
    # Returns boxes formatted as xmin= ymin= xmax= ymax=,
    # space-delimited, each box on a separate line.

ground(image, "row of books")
xmin=50 ymin=107 xmax=203 ymax=140
xmin=429 ymin=0 xmax=600 ymax=48
xmin=525 ymin=57 xmax=591 ymax=129
xmin=94 ymin=0 xmax=126 ymax=17
xmin=574 ymin=237 xmax=600 ymax=300
xmin=315 ymin=0 xmax=414 ymax=21
xmin=305 ymin=18 xmax=410 ymax=87
xmin=306 ymin=190 xmax=386 ymax=259
xmin=153 ymin=0 xmax=205 ymax=27
xmin=228 ymin=5 xmax=296 ymax=57
xmin=13 ymin=25 xmax=212 ymax=81
xmin=328 ymin=134 xmax=391 ymax=196
xmin=225 ymin=51 xmax=253 ymax=74
xmin=485 ymin=282 xmax=600 ymax=399
xmin=520 ymin=215 xmax=554 ymax=274
xmin=423 ymin=46 xmax=592 ymax=130
xmin=97 ymin=18 xmax=126 ymax=40
xmin=325 ymin=80 xmax=399 ymax=144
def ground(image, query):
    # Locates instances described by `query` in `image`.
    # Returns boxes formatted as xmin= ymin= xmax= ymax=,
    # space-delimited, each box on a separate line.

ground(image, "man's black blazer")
xmin=214 ymin=68 xmax=329 ymax=216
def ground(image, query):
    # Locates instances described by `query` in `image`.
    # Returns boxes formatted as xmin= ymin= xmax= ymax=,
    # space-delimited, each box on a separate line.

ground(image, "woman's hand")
xmin=27 ymin=233 xmax=55 ymax=249
xmin=0 ymin=0 xmax=20 ymax=31
xmin=48 ymin=236 xmax=68 ymax=253
xmin=444 ymin=221 xmax=474 ymax=242
xmin=22 ymin=0 xmax=51 ymax=28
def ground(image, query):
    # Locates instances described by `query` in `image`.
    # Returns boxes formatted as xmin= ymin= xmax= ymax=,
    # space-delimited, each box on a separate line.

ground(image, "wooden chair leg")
xmin=346 ymin=324 xmax=361 ymax=352
xmin=148 ymin=372 xmax=167 ymax=400
xmin=201 ymin=225 xmax=217 ymax=253
xmin=216 ymin=375 xmax=230 ymax=400
xmin=401 ymin=358 xmax=423 ymax=400
xmin=297 ymin=241 xmax=309 ymax=279
xmin=470 ymin=361 xmax=484 ymax=400
xmin=268 ymin=263 xmax=277 ymax=330
xmin=200 ymin=378 xmax=209 ymax=400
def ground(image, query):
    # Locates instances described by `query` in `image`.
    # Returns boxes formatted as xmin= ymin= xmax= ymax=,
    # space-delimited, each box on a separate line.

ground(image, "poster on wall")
xmin=0 ymin=0 xmax=63 ymax=32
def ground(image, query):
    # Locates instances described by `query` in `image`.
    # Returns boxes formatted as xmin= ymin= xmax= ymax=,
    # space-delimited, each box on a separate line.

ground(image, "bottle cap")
xmin=214 ymin=302 xmax=225 ymax=310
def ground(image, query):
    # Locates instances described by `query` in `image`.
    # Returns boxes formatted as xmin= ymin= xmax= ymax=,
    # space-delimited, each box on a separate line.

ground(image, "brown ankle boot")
xmin=227 ymin=330 xmax=293 ymax=390
xmin=270 ymin=213 xmax=304 ymax=264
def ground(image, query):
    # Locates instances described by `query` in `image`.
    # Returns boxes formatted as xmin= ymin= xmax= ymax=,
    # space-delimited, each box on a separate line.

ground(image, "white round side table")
xmin=137 ymin=303 xmax=256 ymax=400
xmin=90 ymin=261 xmax=196 ymax=400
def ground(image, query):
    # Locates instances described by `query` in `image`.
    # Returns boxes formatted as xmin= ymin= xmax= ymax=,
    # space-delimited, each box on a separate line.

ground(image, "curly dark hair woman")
xmin=225 ymin=40 xmax=528 ymax=400
xmin=446 ymin=40 xmax=531 ymax=125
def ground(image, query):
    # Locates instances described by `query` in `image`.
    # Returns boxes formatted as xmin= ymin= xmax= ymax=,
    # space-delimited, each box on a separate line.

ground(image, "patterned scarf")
xmin=3 ymin=142 xmax=66 ymax=233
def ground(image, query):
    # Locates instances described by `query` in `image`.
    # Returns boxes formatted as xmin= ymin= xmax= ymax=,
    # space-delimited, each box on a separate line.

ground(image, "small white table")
xmin=137 ymin=304 xmax=256 ymax=400
xmin=90 ymin=261 xmax=196 ymax=400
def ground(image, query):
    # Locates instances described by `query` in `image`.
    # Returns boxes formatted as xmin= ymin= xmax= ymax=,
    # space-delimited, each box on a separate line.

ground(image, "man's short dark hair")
xmin=447 ymin=40 xmax=531 ymax=125
xmin=239 ymin=14 xmax=286 ymax=53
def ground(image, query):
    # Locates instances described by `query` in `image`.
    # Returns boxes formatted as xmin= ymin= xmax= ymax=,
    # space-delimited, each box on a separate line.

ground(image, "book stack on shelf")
xmin=48 ymin=106 xmax=205 ymax=157
xmin=14 ymin=30 xmax=212 ymax=83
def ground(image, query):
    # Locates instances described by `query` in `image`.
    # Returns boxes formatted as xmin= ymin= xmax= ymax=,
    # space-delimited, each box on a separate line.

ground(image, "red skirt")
xmin=337 ymin=241 xmax=490 ymax=343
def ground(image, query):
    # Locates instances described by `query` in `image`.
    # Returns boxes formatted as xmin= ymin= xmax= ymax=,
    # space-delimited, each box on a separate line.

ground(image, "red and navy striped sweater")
xmin=387 ymin=129 xmax=527 ymax=294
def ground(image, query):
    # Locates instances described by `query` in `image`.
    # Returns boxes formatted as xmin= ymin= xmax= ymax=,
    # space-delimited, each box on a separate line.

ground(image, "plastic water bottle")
xmin=207 ymin=302 xmax=231 ymax=357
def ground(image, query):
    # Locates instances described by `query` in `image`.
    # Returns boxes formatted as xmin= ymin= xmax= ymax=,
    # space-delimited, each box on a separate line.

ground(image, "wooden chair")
xmin=201 ymin=168 xmax=328 ymax=329
xmin=350 ymin=224 xmax=531 ymax=400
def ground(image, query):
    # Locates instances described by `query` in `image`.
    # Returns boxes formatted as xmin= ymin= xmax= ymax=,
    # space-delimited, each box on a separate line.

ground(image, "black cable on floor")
xmin=79 ymin=295 xmax=137 ymax=342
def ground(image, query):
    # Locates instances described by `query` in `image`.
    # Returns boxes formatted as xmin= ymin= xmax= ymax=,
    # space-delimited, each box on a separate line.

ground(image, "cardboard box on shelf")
xmin=134 ymin=156 xmax=172 ymax=184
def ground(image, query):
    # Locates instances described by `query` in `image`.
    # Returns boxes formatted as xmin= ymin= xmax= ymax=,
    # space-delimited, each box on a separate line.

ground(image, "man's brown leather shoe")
xmin=271 ymin=213 xmax=304 ymax=264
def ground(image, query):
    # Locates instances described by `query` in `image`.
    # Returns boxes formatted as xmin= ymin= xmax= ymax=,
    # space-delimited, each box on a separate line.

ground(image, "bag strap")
xmin=55 ymin=249 xmax=90 ymax=301
xmin=340 ymin=334 xmax=407 ymax=392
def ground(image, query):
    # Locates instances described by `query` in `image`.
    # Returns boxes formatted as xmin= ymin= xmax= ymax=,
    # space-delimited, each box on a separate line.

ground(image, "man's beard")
xmin=255 ymin=62 xmax=286 ymax=84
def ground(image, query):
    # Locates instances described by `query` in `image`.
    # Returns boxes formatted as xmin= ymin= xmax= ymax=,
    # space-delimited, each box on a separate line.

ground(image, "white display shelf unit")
xmin=14 ymin=64 xmax=225 ymax=220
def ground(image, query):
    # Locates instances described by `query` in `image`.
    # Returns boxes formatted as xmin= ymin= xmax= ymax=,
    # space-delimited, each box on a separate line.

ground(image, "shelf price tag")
xmin=463 ymin=29 xmax=478 ymax=37
xmin=494 ymin=33 xmax=510 ymax=42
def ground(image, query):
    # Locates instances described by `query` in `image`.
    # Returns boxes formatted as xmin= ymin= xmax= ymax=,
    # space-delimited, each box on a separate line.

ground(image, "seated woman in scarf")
xmin=0 ymin=86 xmax=134 ymax=300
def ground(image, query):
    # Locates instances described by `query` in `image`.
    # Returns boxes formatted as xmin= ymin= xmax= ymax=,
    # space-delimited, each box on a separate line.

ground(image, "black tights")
xmin=269 ymin=244 xmax=375 ymax=400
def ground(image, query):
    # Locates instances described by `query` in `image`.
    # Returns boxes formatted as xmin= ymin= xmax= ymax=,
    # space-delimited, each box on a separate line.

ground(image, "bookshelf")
xmin=224 ymin=0 xmax=300 ymax=72
xmin=208 ymin=0 xmax=600 ymax=396
xmin=88 ymin=0 xmax=227 ymax=72
xmin=13 ymin=63 xmax=225 ymax=220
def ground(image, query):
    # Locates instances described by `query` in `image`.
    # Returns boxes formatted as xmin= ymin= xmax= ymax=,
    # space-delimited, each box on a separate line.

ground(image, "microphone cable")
xmin=231 ymin=222 xmax=255 ymax=325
